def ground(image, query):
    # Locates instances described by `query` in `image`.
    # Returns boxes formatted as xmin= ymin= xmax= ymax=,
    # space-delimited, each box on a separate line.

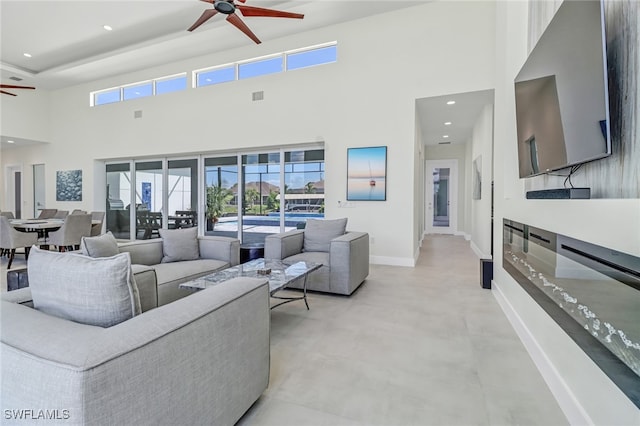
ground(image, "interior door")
xmin=425 ymin=159 xmax=458 ymax=234
xmin=33 ymin=164 xmax=45 ymax=217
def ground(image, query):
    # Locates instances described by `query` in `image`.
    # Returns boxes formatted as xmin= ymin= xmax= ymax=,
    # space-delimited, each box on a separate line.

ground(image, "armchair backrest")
xmin=49 ymin=214 xmax=92 ymax=246
xmin=0 ymin=216 xmax=37 ymax=248
xmin=53 ymin=210 xmax=69 ymax=219
xmin=37 ymin=209 xmax=57 ymax=219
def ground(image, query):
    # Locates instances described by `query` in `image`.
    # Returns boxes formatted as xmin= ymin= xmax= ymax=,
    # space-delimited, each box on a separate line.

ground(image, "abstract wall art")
xmin=56 ymin=169 xmax=82 ymax=201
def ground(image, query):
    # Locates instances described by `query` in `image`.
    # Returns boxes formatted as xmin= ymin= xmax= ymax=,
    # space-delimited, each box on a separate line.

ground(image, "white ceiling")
xmin=416 ymin=90 xmax=495 ymax=146
xmin=0 ymin=0 xmax=423 ymax=89
xmin=1 ymin=1 xmax=495 ymax=149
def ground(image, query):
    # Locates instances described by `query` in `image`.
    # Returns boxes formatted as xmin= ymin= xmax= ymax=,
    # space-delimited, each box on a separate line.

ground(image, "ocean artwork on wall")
xmin=56 ymin=169 xmax=82 ymax=201
xmin=347 ymin=146 xmax=387 ymax=201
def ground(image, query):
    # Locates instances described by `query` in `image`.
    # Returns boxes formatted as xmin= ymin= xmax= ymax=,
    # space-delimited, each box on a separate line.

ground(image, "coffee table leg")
xmin=270 ymin=273 xmax=311 ymax=310
xmin=302 ymin=273 xmax=310 ymax=310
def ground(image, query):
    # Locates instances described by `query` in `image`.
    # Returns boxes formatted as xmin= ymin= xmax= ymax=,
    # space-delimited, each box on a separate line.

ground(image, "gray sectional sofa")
xmin=1 ymin=276 xmax=270 ymax=426
xmin=118 ymin=235 xmax=240 ymax=310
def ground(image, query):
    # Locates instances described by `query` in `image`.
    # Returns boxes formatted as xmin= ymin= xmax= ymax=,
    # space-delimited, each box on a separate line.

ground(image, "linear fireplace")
xmin=503 ymin=219 xmax=640 ymax=407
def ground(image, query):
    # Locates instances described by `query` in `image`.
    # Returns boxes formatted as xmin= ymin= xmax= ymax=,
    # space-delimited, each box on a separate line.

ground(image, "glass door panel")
xmin=433 ymin=167 xmax=450 ymax=227
xmin=204 ymin=156 xmax=238 ymax=238
xmin=135 ymin=161 xmax=163 ymax=239
xmin=106 ymin=163 xmax=131 ymax=239
xmin=284 ymin=149 xmax=325 ymax=230
xmin=33 ymin=164 xmax=45 ymax=218
xmin=241 ymin=152 xmax=281 ymax=244
xmin=168 ymin=159 xmax=197 ymax=229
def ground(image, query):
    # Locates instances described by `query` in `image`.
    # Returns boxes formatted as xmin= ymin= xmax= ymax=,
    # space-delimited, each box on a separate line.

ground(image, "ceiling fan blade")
xmin=226 ymin=13 xmax=261 ymax=44
xmin=0 ymin=84 xmax=35 ymax=90
xmin=187 ymin=9 xmax=219 ymax=32
xmin=1 ymin=90 xmax=17 ymax=96
xmin=237 ymin=5 xmax=304 ymax=19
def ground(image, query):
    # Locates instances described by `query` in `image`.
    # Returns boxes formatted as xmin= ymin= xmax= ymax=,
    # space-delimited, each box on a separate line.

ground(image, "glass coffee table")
xmin=179 ymin=258 xmax=322 ymax=310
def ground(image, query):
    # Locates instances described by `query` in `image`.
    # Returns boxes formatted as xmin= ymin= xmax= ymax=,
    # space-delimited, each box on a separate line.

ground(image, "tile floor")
xmin=237 ymin=235 xmax=568 ymax=425
xmin=0 ymin=235 xmax=568 ymax=425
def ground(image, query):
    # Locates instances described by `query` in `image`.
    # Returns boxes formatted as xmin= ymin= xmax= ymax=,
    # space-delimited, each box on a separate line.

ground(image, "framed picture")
xmin=56 ymin=169 xmax=83 ymax=201
xmin=347 ymin=146 xmax=387 ymax=201
xmin=472 ymin=155 xmax=482 ymax=200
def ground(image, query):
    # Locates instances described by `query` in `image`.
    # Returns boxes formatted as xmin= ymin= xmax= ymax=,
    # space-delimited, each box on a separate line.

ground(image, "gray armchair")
xmin=265 ymin=219 xmax=369 ymax=295
xmin=37 ymin=209 xmax=57 ymax=219
xmin=0 ymin=216 xmax=38 ymax=269
xmin=47 ymin=214 xmax=92 ymax=251
xmin=90 ymin=211 xmax=105 ymax=236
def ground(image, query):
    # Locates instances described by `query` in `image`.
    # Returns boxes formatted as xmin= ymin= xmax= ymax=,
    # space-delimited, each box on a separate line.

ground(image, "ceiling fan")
xmin=187 ymin=0 xmax=304 ymax=44
xmin=1 ymin=84 xmax=35 ymax=96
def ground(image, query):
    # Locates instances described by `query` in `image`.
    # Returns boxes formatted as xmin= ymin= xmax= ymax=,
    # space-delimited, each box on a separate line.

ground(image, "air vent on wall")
xmin=252 ymin=91 xmax=264 ymax=101
xmin=438 ymin=141 xmax=451 ymax=145
xmin=9 ymin=76 xmax=23 ymax=81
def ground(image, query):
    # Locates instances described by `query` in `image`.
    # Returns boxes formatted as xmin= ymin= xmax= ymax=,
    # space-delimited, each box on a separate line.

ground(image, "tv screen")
xmin=514 ymin=0 xmax=611 ymax=178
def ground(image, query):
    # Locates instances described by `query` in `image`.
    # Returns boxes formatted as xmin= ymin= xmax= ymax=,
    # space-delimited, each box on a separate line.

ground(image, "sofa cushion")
xmin=159 ymin=227 xmax=200 ymax=263
xmin=27 ymin=247 xmax=141 ymax=327
xmin=285 ymin=251 xmax=331 ymax=266
xmin=131 ymin=264 xmax=158 ymax=312
xmin=80 ymin=231 xmax=119 ymax=257
xmin=152 ymin=259 xmax=229 ymax=285
xmin=118 ymin=239 xmax=163 ymax=266
xmin=303 ymin=218 xmax=347 ymax=252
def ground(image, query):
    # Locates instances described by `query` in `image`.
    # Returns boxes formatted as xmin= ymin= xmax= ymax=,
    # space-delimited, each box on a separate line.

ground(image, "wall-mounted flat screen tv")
xmin=514 ymin=0 xmax=611 ymax=178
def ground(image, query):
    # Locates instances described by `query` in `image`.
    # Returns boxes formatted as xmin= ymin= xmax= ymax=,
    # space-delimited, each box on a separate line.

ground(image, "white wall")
xmin=0 ymin=88 xmax=51 ymax=143
xmin=492 ymin=1 xmax=640 ymax=424
xmin=469 ymin=104 xmax=494 ymax=258
xmin=0 ymin=1 xmax=497 ymax=266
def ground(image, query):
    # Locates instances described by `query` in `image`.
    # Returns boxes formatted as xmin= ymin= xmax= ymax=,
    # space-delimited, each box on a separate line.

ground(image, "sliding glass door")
xmin=168 ymin=159 xmax=198 ymax=230
xmin=107 ymin=147 xmax=323 ymax=242
xmin=241 ymin=152 xmax=282 ymax=244
xmin=105 ymin=163 xmax=132 ymax=239
xmin=283 ymin=149 xmax=325 ymax=229
xmin=135 ymin=161 xmax=163 ymax=239
xmin=204 ymin=156 xmax=239 ymax=238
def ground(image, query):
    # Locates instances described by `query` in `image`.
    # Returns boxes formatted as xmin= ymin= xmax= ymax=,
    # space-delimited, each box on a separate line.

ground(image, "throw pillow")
xmin=28 ymin=247 xmax=141 ymax=328
xmin=80 ymin=231 xmax=119 ymax=258
xmin=159 ymin=227 xmax=200 ymax=263
xmin=303 ymin=218 xmax=347 ymax=252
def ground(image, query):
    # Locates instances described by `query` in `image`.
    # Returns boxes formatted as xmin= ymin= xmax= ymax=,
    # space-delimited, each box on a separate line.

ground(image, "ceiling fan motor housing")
xmin=214 ymin=0 xmax=236 ymax=14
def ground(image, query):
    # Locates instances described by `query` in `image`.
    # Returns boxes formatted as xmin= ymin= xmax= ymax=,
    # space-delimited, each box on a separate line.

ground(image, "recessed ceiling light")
xmin=446 ymin=100 xmax=455 ymax=105
xmin=444 ymin=121 xmax=452 ymax=125
xmin=23 ymin=53 xmax=32 ymax=58
xmin=7 ymin=140 xmax=15 ymax=144
xmin=443 ymin=135 xmax=449 ymax=138
xmin=103 ymin=25 xmax=113 ymax=31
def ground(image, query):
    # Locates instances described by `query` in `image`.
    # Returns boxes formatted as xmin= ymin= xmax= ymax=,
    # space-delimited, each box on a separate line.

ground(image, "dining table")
xmin=10 ymin=218 xmax=66 ymax=232
xmin=9 ymin=218 xmax=102 ymax=249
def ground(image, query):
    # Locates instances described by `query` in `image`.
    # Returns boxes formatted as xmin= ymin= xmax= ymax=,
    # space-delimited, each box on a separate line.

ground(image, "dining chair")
xmin=53 ymin=210 xmax=69 ymax=219
xmin=0 ymin=216 xmax=38 ymax=269
xmin=0 ymin=211 xmax=15 ymax=219
xmin=90 ymin=211 xmax=106 ymax=236
xmin=47 ymin=214 xmax=92 ymax=251
xmin=71 ymin=209 xmax=87 ymax=215
xmin=37 ymin=209 xmax=58 ymax=219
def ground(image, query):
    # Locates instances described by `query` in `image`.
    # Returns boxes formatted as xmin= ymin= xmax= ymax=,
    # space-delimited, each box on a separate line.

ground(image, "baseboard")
xmin=469 ymin=240 xmax=490 ymax=259
xmin=492 ymin=280 xmax=592 ymax=426
xmin=454 ymin=231 xmax=470 ymax=240
xmin=369 ymin=255 xmax=415 ymax=267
